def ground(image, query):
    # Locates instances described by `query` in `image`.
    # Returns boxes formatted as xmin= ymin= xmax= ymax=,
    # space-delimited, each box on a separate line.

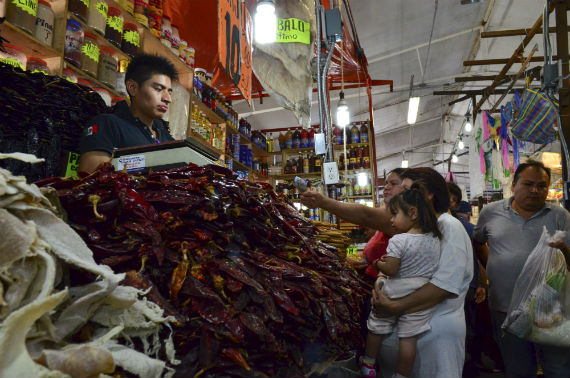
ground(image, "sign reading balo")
xmin=218 ymin=0 xmax=252 ymax=104
xmin=276 ymin=18 xmax=310 ymax=44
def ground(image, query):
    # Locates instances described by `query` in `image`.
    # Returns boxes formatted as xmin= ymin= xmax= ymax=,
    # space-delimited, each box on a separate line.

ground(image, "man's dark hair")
xmin=401 ymin=167 xmax=450 ymax=214
xmin=447 ymin=182 xmax=462 ymax=202
xmin=513 ymin=160 xmax=551 ymax=184
xmin=125 ymin=53 xmax=178 ymax=89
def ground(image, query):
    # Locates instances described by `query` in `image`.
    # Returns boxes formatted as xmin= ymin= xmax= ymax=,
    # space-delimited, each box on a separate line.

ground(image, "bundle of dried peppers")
xmin=38 ymin=163 xmax=366 ymax=377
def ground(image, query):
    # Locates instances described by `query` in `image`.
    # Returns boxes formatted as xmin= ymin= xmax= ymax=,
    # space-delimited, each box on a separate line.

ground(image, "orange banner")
xmin=218 ymin=0 xmax=252 ymax=104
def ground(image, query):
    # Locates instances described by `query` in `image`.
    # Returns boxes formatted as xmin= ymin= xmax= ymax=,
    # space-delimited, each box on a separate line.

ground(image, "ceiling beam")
xmin=374 ymin=116 xmax=441 ymax=137
xmin=434 ymin=87 xmax=531 ymax=95
xmin=480 ymin=26 xmax=568 ymax=38
xmin=454 ymin=66 xmax=541 ymax=82
xmin=367 ymin=26 xmax=483 ymax=65
xmin=472 ymin=4 xmax=554 ymax=117
xmin=376 ymin=140 xmax=445 ymax=160
xmin=464 ymin=56 xmax=556 ymax=66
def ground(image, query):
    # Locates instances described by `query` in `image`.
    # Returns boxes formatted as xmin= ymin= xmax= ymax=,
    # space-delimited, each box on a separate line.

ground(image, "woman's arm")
xmin=301 ymin=191 xmax=394 ymax=232
xmin=372 ymin=282 xmax=452 ymax=315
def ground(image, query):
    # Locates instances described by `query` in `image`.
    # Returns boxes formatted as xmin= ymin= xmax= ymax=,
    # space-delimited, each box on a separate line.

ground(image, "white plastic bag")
xmin=502 ymin=226 xmax=570 ymax=347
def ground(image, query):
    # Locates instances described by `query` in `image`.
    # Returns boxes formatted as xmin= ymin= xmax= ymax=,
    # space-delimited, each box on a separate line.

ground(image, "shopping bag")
xmin=510 ymin=89 xmax=558 ymax=144
xmin=502 ymin=227 xmax=570 ymax=347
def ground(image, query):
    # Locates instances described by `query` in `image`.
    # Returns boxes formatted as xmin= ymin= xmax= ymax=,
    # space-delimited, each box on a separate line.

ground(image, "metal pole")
xmin=554 ymin=1 xmax=570 ymax=209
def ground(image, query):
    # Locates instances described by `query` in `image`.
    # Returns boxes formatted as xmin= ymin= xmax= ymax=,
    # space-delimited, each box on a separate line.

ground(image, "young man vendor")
xmin=78 ymin=53 xmax=178 ymax=173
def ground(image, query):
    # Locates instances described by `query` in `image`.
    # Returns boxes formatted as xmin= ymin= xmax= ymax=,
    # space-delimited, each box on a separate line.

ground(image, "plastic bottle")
xmin=309 ymin=128 xmax=315 ymax=147
xmin=349 ymin=147 xmax=356 ymax=170
xmin=355 ymin=147 xmax=363 ymax=169
xmin=278 ymin=132 xmax=286 ymax=150
xmin=297 ymin=151 xmax=303 ymax=173
xmin=351 ymin=124 xmax=360 ymax=144
xmin=285 ymin=129 xmax=293 ymax=150
xmin=346 ymin=178 xmax=353 ymax=196
xmin=303 ymin=152 xmax=309 ymax=173
xmin=301 ymin=128 xmax=309 ymax=148
xmin=362 ymin=147 xmax=370 ymax=169
xmin=339 ymin=153 xmax=345 ymax=170
xmin=267 ymin=133 xmax=274 ymax=152
xmin=333 ymin=125 xmax=342 ymax=145
xmin=360 ymin=122 xmax=369 ymax=143
xmin=314 ymin=154 xmax=322 ymax=172
xmin=292 ymin=128 xmax=301 ymax=149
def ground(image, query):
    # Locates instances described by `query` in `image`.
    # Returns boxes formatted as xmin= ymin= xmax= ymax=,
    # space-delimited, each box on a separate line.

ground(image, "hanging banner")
xmin=218 ymin=0 xmax=252 ymax=104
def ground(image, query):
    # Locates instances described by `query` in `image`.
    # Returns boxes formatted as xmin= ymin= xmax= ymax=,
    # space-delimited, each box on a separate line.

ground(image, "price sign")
xmin=218 ymin=0 xmax=252 ymax=104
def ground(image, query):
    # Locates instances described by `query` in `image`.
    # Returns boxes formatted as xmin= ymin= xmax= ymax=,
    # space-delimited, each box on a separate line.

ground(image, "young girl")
xmin=360 ymin=182 xmax=442 ymax=378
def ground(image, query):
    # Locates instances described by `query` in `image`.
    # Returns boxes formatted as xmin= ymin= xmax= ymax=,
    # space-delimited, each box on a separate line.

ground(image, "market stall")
xmin=0 ymin=0 xmax=380 ymax=376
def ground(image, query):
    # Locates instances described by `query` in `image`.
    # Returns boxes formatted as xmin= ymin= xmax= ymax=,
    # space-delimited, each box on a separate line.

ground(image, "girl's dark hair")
xmin=389 ymin=180 xmax=442 ymax=239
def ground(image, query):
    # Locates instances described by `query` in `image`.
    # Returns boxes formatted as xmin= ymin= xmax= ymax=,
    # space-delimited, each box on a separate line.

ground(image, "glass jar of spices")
xmin=27 ymin=57 xmax=50 ymax=74
xmin=134 ymin=0 xmax=149 ymax=27
xmin=122 ymin=22 xmax=140 ymax=58
xmin=161 ymin=15 xmax=172 ymax=48
xmin=0 ymin=44 xmax=27 ymax=70
xmin=6 ymin=0 xmax=38 ymax=34
xmin=121 ymin=0 xmax=134 ymax=15
xmin=98 ymin=46 xmax=117 ymax=87
xmin=34 ymin=0 xmax=54 ymax=46
xmin=105 ymin=7 xmax=123 ymax=48
xmin=148 ymin=12 xmax=162 ymax=39
xmin=68 ymin=0 xmax=89 ymax=22
xmin=63 ymin=68 xmax=78 ymax=83
xmin=64 ymin=19 xmax=84 ymax=67
xmin=88 ymin=0 xmax=107 ymax=35
xmin=80 ymin=32 xmax=100 ymax=76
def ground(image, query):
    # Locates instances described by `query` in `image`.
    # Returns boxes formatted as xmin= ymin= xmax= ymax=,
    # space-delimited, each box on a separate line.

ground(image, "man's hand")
xmin=474 ymin=286 xmax=486 ymax=304
xmin=549 ymin=239 xmax=570 ymax=270
xmin=300 ymin=190 xmax=327 ymax=209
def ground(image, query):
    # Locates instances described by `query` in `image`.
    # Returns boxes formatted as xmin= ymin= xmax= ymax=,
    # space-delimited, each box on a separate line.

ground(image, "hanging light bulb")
xmin=336 ymin=91 xmax=350 ymax=127
xmin=464 ymin=116 xmax=472 ymax=133
xmin=407 ymin=97 xmax=420 ymax=125
xmin=401 ymin=151 xmax=409 ymax=168
xmin=255 ymin=0 xmax=276 ymax=44
xmin=458 ymin=139 xmax=465 ymax=150
xmin=451 ymin=154 xmax=459 ymax=163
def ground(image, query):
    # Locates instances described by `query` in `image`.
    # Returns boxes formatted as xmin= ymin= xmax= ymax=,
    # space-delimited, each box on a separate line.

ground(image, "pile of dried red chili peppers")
xmin=38 ymin=164 xmax=366 ymax=377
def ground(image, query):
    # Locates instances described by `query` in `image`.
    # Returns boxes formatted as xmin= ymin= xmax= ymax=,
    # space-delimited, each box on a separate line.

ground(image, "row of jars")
xmin=193 ymin=69 xmax=239 ymax=131
xmin=67 ymin=3 xmax=140 ymax=58
xmin=6 ymin=0 xmax=55 ymax=46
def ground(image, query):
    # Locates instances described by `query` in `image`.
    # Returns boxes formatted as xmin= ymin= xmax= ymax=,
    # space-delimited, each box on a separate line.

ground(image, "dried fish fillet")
xmin=0 ymin=290 xmax=69 ymax=378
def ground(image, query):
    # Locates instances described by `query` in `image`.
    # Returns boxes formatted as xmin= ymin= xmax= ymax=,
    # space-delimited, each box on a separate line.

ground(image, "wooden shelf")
xmin=191 ymin=94 xmax=225 ymax=124
xmin=64 ymin=62 xmax=123 ymax=98
xmin=230 ymin=158 xmax=251 ymax=173
xmin=68 ymin=14 xmax=131 ymax=62
xmin=338 ymin=168 xmax=372 ymax=175
xmin=271 ymin=172 xmax=322 ymax=179
xmin=281 ymin=147 xmax=315 ymax=154
xmin=0 ymin=20 xmax=63 ymax=74
xmin=250 ymin=142 xmax=270 ymax=157
xmin=187 ymin=131 xmax=224 ymax=156
xmin=333 ymin=142 xmax=370 ymax=150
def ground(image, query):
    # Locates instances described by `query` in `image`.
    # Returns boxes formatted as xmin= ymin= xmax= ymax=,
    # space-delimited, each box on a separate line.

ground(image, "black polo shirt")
xmin=79 ymin=101 xmax=175 ymax=155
